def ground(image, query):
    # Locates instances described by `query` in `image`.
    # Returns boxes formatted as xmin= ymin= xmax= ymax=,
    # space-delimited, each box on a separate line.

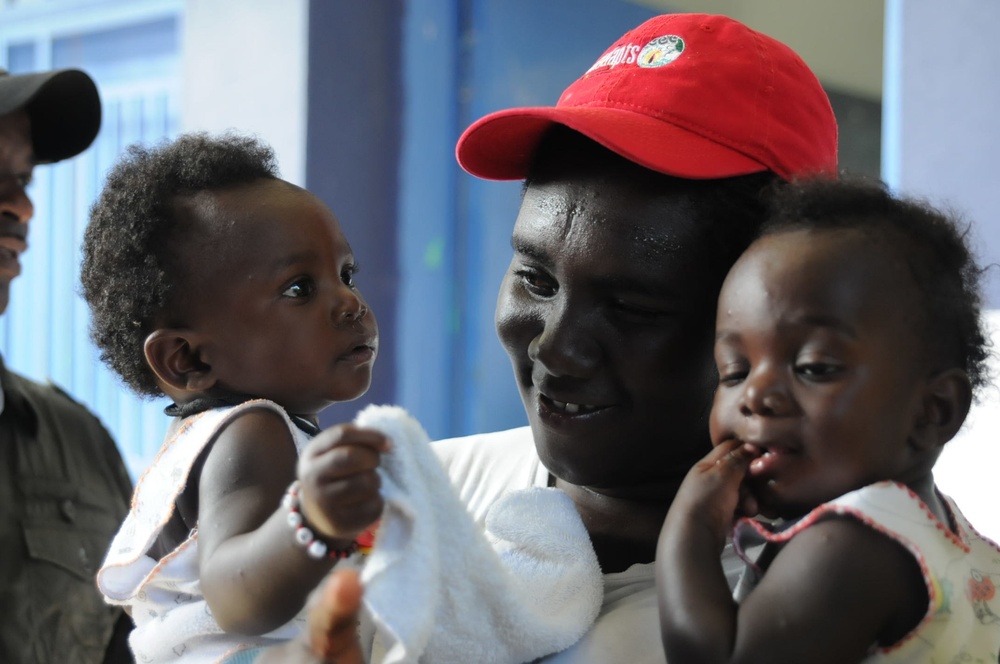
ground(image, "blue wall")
xmin=392 ymin=0 xmax=658 ymax=440
xmin=5 ymin=1 xmax=918 ymax=471
xmin=306 ymin=2 xmax=403 ymax=429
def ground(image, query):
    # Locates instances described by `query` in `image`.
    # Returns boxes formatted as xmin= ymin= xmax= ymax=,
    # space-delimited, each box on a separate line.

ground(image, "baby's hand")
xmin=296 ymin=424 xmax=391 ymax=543
xmin=668 ymin=439 xmax=762 ymax=544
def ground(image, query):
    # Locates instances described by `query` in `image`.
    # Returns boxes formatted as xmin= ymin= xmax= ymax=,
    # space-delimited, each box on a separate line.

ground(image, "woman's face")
xmin=495 ymin=167 xmax=728 ymax=498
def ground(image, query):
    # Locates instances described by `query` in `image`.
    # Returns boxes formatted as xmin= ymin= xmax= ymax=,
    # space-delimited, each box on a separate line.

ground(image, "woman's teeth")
xmin=550 ymin=399 xmax=597 ymax=414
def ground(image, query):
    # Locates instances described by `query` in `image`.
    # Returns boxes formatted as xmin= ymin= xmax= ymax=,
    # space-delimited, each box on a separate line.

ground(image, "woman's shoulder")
xmin=432 ymin=425 xmax=534 ymax=454
xmin=432 ymin=426 xmax=537 ymax=476
xmin=431 ymin=426 xmax=545 ymax=523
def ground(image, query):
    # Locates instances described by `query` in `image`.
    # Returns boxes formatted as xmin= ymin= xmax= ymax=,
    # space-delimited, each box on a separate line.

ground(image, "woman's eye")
xmin=282 ymin=278 xmax=316 ymax=299
xmin=514 ymin=268 xmax=556 ymax=297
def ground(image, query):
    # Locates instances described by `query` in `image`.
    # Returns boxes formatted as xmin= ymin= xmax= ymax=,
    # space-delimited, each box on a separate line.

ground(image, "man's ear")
xmin=910 ymin=368 xmax=973 ymax=452
xmin=144 ymin=329 xmax=216 ymax=393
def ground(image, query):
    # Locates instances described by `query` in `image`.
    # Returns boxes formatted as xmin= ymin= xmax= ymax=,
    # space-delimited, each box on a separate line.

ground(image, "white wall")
xmin=181 ymin=0 xmax=309 ymax=185
xmin=936 ymin=311 xmax=1000 ymax=542
xmin=883 ymin=0 xmax=1000 ymax=543
xmin=883 ymin=0 xmax=1000 ymax=283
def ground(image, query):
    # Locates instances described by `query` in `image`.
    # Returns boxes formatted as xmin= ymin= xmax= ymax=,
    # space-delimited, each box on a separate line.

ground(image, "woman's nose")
xmin=526 ymin=301 xmax=599 ymax=379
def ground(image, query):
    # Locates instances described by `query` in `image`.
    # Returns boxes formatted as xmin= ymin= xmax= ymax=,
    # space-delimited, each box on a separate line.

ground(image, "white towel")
xmin=352 ymin=405 xmax=603 ymax=664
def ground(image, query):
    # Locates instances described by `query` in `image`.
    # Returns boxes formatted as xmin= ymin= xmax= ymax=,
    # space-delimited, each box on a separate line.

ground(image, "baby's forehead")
xmin=170 ymin=178 xmax=306 ymax=231
xmin=753 ymin=225 xmax=900 ymax=270
xmin=738 ymin=227 xmax=921 ymax=311
xmin=171 ymin=187 xmax=225 ymax=223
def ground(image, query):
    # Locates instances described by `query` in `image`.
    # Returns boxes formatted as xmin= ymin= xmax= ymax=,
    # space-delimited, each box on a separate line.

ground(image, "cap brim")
xmin=456 ymin=105 xmax=769 ymax=181
xmin=0 ymin=69 xmax=101 ymax=164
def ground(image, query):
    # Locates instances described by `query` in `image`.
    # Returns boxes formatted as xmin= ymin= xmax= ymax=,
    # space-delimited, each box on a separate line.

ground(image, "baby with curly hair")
xmin=657 ymin=177 xmax=1000 ymax=663
xmin=85 ymin=133 xmax=385 ymax=663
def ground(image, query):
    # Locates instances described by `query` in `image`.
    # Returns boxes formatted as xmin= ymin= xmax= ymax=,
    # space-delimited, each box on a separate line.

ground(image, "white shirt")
xmin=433 ymin=427 xmax=668 ymax=663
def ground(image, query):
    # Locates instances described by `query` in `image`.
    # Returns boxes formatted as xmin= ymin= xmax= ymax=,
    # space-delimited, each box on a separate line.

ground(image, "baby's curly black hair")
xmin=80 ymin=132 xmax=279 ymax=398
xmin=761 ymin=176 xmax=991 ymax=395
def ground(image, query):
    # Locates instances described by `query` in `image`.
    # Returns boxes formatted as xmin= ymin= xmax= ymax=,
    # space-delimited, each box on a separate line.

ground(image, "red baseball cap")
xmin=456 ymin=13 xmax=838 ymax=181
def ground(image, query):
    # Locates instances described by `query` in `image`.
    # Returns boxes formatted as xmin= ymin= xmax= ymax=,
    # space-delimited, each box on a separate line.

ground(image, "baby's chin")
xmin=744 ymin=480 xmax=814 ymax=522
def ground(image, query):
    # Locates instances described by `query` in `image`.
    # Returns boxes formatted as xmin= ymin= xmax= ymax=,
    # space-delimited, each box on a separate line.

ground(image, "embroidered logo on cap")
xmin=587 ymin=44 xmax=641 ymax=72
xmin=638 ymin=35 xmax=684 ymax=68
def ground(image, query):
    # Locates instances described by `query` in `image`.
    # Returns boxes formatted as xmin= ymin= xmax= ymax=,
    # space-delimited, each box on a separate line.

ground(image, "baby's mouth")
xmin=748 ymin=444 xmax=797 ymax=476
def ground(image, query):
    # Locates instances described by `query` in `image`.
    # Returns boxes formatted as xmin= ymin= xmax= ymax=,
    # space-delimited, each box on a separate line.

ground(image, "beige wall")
xmin=632 ymin=0 xmax=884 ymax=100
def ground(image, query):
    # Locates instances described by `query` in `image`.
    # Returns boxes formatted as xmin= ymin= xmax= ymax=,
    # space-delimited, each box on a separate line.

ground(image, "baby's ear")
xmin=144 ymin=329 xmax=216 ymax=393
xmin=911 ymin=368 xmax=973 ymax=451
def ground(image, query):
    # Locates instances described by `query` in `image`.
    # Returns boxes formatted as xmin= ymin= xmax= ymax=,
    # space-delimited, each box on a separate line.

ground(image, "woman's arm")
xmin=255 ymin=568 xmax=366 ymax=664
xmin=197 ymin=408 xmax=387 ymax=635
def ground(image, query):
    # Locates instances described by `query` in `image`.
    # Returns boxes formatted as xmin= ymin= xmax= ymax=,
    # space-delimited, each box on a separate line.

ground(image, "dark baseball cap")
xmin=0 ymin=67 xmax=101 ymax=164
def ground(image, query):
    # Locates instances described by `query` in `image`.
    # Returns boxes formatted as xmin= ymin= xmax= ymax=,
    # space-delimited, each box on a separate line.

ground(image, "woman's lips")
xmin=547 ymin=397 xmax=600 ymax=414
xmin=535 ymin=393 xmax=614 ymax=433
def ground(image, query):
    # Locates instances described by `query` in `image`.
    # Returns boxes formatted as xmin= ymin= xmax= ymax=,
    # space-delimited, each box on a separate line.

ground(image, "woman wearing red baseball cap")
xmin=259 ymin=13 xmax=837 ymax=664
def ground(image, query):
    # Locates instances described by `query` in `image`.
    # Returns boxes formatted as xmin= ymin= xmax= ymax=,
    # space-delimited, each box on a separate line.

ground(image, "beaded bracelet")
xmin=282 ymin=481 xmax=359 ymax=561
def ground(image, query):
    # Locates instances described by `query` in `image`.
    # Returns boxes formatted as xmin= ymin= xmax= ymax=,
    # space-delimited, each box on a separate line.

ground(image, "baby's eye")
xmin=713 ymin=342 xmax=748 ymax=385
xmin=282 ymin=277 xmax=316 ymax=299
xmin=796 ymin=362 xmax=840 ymax=379
xmin=341 ymin=263 xmax=358 ymax=288
xmin=718 ymin=368 xmax=748 ymax=386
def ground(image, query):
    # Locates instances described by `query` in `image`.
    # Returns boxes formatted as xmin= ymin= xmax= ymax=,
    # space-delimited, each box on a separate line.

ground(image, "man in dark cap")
xmin=0 ymin=67 xmax=134 ymax=664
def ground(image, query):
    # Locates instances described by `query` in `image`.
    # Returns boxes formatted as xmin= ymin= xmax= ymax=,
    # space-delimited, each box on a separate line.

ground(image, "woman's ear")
xmin=144 ymin=329 xmax=216 ymax=394
xmin=910 ymin=368 xmax=973 ymax=452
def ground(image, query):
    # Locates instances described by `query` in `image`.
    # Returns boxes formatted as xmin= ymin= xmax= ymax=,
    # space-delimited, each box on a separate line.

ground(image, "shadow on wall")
xmin=826 ymin=88 xmax=881 ymax=179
